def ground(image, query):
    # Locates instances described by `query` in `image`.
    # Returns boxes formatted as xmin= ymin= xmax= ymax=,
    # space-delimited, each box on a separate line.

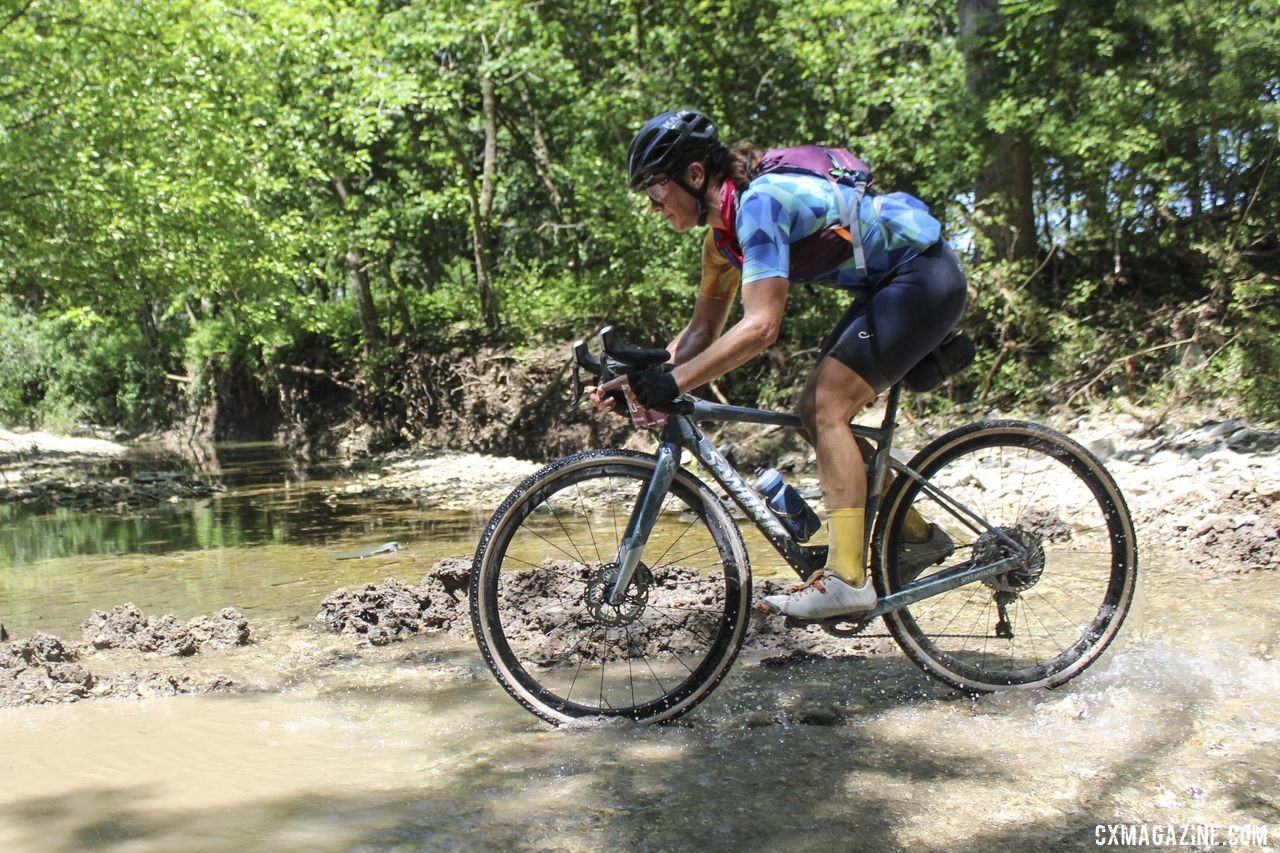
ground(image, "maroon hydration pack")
xmin=749 ymin=146 xmax=875 ymax=276
xmin=752 ymin=145 xmax=873 ymax=187
xmin=752 ymin=145 xmax=875 ymax=272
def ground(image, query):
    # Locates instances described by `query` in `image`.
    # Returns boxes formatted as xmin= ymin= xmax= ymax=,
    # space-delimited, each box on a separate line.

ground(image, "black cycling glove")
xmin=626 ymin=370 xmax=680 ymax=410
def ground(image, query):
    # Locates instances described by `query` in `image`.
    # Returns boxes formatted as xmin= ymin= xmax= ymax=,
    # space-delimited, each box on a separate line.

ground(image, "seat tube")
xmin=609 ymin=439 xmax=682 ymax=604
xmin=864 ymin=384 xmax=902 ymax=545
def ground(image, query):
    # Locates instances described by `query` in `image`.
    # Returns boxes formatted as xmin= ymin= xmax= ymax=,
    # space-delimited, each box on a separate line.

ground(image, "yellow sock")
xmin=903 ymin=506 xmax=931 ymax=542
xmin=825 ymin=508 xmax=866 ymax=586
xmin=880 ymin=472 xmax=930 ymax=542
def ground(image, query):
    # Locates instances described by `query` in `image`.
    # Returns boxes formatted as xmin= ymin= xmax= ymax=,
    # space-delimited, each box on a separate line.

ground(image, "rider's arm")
xmin=667 ymin=232 xmax=742 ymax=363
xmin=668 ymin=276 xmax=789 ymax=393
xmin=668 ymin=295 xmax=734 ymax=364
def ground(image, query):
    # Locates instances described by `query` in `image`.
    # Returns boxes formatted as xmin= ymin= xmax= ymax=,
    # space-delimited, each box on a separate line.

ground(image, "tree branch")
xmin=0 ymin=0 xmax=35 ymax=37
xmin=1065 ymin=338 xmax=1198 ymax=408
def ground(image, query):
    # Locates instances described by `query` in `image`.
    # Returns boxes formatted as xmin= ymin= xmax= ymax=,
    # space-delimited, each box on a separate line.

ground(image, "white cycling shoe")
xmin=759 ymin=570 xmax=877 ymax=620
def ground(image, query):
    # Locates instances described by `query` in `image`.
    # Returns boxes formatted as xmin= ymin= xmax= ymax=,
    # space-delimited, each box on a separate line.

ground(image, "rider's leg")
xmin=763 ymin=244 xmax=968 ymax=618
xmin=854 ymin=435 xmax=931 ymax=542
xmin=798 ymin=307 xmax=930 ymax=545
xmin=759 ymin=359 xmax=879 ymax=619
xmin=799 ymin=357 xmax=877 ymax=585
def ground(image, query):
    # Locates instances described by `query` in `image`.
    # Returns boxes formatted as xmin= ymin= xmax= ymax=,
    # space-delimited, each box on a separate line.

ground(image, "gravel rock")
xmin=81 ymin=604 xmax=252 ymax=656
xmin=1154 ymin=487 xmax=1280 ymax=574
xmin=332 ymin=450 xmax=542 ymax=511
xmin=315 ymin=557 xmax=472 ymax=644
xmin=0 ymin=633 xmax=95 ymax=705
xmin=188 ymin=608 xmax=253 ymax=650
xmin=0 ymin=472 xmax=221 ymax=511
xmin=1 ymin=627 xmax=239 ymax=707
xmin=1227 ymin=428 xmax=1280 ymax=454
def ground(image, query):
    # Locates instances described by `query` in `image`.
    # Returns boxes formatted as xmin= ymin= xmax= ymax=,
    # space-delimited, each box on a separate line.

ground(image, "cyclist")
xmin=594 ymin=108 xmax=966 ymax=620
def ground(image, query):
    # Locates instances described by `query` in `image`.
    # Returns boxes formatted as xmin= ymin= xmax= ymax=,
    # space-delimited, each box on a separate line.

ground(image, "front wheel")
xmin=470 ymin=449 xmax=751 ymax=725
xmin=874 ymin=421 xmax=1138 ymax=693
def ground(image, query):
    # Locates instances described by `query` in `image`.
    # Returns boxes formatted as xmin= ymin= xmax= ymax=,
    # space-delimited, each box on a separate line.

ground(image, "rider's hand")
xmin=625 ymin=369 xmax=680 ymax=409
xmin=587 ymin=384 xmax=623 ymax=412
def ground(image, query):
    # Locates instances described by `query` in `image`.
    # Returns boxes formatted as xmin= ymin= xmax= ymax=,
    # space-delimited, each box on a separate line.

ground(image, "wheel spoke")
xmin=471 ymin=453 xmax=748 ymax=723
xmin=880 ymin=425 xmax=1136 ymax=692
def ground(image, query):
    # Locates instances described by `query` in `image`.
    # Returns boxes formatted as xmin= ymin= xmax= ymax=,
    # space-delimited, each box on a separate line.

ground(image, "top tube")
xmin=682 ymin=384 xmax=903 ymax=446
xmin=688 ymin=399 xmax=803 ymax=428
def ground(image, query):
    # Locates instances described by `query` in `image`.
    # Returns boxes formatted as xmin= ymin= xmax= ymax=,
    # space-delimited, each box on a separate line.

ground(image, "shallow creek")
xmin=1 ymin=444 xmax=1277 ymax=851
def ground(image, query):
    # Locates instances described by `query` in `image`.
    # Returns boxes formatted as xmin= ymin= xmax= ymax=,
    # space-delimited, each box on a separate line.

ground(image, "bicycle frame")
xmin=608 ymin=384 xmax=1028 ymax=620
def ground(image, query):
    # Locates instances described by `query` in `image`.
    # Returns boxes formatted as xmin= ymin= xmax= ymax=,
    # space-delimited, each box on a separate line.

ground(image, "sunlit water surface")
xmin=1 ymin=445 xmax=1276 ymax=851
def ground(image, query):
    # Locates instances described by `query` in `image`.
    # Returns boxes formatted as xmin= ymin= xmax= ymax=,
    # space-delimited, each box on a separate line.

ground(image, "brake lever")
xmin=593 ymin=330 xmax=630 ymax=409
xmin=571 ymin=339 xmax=593 ymax=402
xmin=570 ymin=337 xmax=628 ymax=409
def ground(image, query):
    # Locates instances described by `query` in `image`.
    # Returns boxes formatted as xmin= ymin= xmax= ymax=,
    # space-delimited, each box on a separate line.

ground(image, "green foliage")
xmin=0 ymin=0 xmax=1276 ymax=431
xmin=0 ymin=298 xmax=177 ymax=428
xmin=0 ymin=299 xmax=54 ymax=424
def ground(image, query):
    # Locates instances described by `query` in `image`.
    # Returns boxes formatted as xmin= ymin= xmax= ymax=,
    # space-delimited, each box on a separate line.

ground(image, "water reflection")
xmin=0 ymin=443 xmax=490 ymax=636
xmin=1 ymin=442 xmax=446 ymax=567
xmin=0 ymin=492 xmax=448 ymax=567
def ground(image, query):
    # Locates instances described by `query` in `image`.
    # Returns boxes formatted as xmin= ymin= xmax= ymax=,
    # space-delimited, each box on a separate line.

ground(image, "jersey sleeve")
xmin=736 ymin=184 xmax=794 ymax=284
xmin=699 ymin=231 xmax=741 ymax=300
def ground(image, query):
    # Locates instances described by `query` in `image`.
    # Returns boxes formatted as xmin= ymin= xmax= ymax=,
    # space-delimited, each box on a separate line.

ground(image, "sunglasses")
xmin=644 ymin=177 xmax=672 ymax=208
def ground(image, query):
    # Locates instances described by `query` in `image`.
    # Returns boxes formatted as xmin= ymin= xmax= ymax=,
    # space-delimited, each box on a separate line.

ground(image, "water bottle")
xmin=754 ymin=468 xmax=821 ymax=542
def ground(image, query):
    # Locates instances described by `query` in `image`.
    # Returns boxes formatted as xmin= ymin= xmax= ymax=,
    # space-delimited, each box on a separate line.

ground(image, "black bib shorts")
xmin=818 ymin=242 xmax=968 ymax=391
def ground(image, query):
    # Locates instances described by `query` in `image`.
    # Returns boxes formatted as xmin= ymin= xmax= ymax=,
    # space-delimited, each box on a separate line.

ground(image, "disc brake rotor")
xmin=584 ymin=563 xmax=653 ymax=627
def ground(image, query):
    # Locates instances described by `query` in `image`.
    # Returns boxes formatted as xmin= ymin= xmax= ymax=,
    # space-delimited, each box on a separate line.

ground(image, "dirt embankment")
xmin=269 ymin=340 xmax=634 ymax=461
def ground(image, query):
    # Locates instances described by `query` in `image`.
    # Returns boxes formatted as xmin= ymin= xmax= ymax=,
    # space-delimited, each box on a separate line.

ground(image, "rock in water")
xmin=335 ymin=541 xmax=401 ymax=560
xmin=82 ymin=604 xmax=251 ymax=655
xmin=187 ymin=608 xmax=251 ymax=650
xmin=315 ymin=557 xmax=473 ymax=643
xmin=0 ymin=633 xmax=96 ymax=706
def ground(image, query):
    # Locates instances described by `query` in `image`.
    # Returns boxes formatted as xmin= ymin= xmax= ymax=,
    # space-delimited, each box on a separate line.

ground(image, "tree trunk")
xmin=332 ymin=177 xmax=382 ymax=352
xmin=345 ymin=247 xmax=382 ymax=352
xmin=517 ymin=82 xmax=582 ymax=280
xmin=474 ymin=54 xmax=501 ymax=329
xmin=448 ymin=36 xmax=503 ymax=330
xmin=958 ymin=0 xmax=1038 ymax=262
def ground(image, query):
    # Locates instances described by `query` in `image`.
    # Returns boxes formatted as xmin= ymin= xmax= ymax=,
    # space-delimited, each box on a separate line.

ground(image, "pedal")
xmin=781 ymin=614 xmax=874 ymax=638
xmin=819 ymin=618 xmax=873 ymax=638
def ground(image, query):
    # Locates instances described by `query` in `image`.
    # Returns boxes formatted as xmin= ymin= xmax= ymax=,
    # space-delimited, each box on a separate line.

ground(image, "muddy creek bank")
xmin=0 ymin=412 xmax=1277 ymax=851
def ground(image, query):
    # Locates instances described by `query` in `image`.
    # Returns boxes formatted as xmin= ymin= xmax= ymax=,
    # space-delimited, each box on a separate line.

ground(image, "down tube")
xmin=674 ymin=418 xmax=816 ymax=577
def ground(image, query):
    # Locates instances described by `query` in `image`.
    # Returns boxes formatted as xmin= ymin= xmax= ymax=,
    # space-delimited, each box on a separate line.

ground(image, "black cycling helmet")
xmin=627 ymin=108 xmax=724 ymax=225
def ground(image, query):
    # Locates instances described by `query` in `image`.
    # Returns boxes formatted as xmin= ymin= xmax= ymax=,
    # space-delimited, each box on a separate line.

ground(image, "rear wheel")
xmin=874 ymin=421 xmax=1137 ymax=693
xmin=470 ymin=449 xmax=751 ymax=724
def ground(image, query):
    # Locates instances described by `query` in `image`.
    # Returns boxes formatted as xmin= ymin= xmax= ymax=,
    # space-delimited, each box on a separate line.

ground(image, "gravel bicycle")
xmin=469 ymin=327 xmax=1138 ymax=725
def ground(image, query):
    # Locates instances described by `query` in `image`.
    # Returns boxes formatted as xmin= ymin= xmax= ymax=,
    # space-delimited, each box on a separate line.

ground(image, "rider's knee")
xmin=812 ymin=381 xmax=874 ymax=428
xmin=796 ymin=388 xmax=820 ymax=434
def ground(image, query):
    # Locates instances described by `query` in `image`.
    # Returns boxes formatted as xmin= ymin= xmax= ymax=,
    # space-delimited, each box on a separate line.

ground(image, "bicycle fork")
xmin=607 ymin=441 xmax=681 ymax=605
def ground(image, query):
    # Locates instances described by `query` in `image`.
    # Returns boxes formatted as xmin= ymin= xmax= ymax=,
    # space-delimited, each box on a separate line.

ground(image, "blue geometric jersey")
xmin=736 ymin=172 xmax=941 ymax=288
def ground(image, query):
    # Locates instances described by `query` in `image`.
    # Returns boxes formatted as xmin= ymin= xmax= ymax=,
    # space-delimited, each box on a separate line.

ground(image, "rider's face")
xmin=645 ymin=164 xmax=703 ymax=233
